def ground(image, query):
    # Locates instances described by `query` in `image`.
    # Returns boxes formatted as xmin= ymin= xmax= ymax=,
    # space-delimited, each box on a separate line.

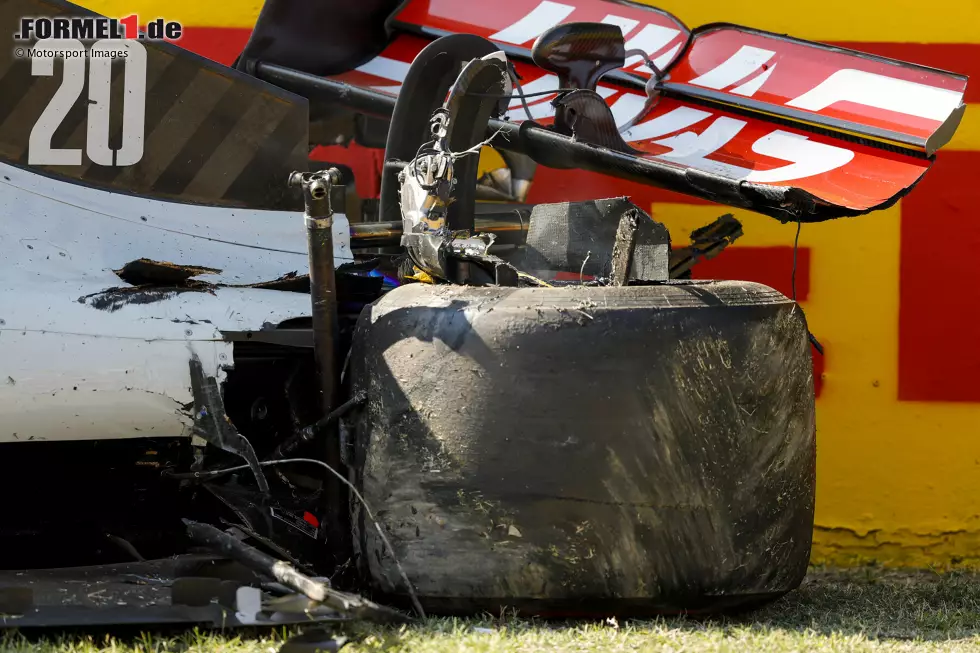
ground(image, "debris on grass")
xmin=6 ymin=568 xmax=980 ymax=652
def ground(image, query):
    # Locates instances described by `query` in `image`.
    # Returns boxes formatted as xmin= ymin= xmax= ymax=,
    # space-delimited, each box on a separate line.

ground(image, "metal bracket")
xmin=288 ymin=167 xmax=347 ymax=557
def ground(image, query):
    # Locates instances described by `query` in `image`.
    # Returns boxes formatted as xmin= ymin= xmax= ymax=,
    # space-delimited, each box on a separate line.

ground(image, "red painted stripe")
xmin=553 ymin=271 xmax=594 ymax=281
xmin=899 ymin=150 xmax=980 ymax=402
xmin=311 ymin=144 xmax=385 ymax=199
xmin=170 ymin=26 xmax=251 ymax=65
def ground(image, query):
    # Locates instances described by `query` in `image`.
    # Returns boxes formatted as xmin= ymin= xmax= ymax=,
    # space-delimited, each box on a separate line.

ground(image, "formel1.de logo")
xmin=15 ymin=15 xmax=182 ymax=41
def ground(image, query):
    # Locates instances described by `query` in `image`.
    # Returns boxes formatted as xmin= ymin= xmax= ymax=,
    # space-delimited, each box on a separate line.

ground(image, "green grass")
xmin=5 ymin=567 xmax=980 ymax=652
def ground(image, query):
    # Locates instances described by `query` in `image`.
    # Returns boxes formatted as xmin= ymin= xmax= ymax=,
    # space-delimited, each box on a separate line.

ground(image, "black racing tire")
xmin=349 ymin=280 xmax=816 ymax=617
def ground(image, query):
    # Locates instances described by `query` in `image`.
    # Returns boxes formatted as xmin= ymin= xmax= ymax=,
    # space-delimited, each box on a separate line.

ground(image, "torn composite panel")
xmin=333 ymin=35 xmax=938 ymax=218
xmin=0 ymin=161 xmax=347 ymax=444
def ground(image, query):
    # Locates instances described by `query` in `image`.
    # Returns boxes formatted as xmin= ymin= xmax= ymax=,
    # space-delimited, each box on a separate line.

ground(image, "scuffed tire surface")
xmin=349 ymin=281 xmax=816 ymax=616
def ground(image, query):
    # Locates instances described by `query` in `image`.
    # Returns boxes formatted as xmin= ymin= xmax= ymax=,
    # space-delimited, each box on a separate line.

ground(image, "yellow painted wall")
xmin=75 ymin=0 xmax=978 ymax=43
xmin=74 ymin=0 xmax=980 ymax=567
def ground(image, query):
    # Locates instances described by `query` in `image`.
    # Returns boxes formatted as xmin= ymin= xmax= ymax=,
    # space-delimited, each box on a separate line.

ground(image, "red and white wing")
xmin=333 ymin=1 xmax=969 ymax=217
xmin=391 ymin=0 xmax=689 ymax=78
xmin=663 ymin=26 xmax=967 ymax=154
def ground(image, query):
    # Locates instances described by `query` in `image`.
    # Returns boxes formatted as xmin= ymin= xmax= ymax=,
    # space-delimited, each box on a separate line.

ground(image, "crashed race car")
xmin=0 ymin=0 xmax=967 ymax=628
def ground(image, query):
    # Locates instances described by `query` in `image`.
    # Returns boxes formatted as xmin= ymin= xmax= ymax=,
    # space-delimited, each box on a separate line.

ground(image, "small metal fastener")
xmin=289 ymin=169 xmax=342 ymax=188
xmin=184 ymin=329 xmax=193 ymax=337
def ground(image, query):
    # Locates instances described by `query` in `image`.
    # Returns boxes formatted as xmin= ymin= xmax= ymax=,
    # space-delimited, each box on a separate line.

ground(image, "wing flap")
xmin=331 ymin=34 xmax=932 ymax=216
xmin=662 ymin=25 xmax=968 ymax=155
xmin=388 ymin=3 xmax=968 ymax=156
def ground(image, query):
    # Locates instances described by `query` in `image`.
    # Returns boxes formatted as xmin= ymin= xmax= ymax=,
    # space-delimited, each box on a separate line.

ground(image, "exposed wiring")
xmin=468 ymin=88 xmax=578 ymax=100
xmin=512 ymin=209 xmax=525 ymax=235
xmin=624 ymin=49 xmax=664 ymax=79
xmin=810 ymin=331 xmax=825 ymax=356
xmin=508 ymin=65 xmax=536 ymax=123
xmin=222 ymin=520 xmax=315 ymax=575
xmin=452 ymin=126 xmax=508 ymax=160
xmin=616 ymin=50 xmax=665 ymax=134
xmin=792 ymin=220 xmax=802 ymax=303
xmin=580 ymin=251 xmax=592 ymax=284
xmin=171 ymin=457 xmax=425 ymax=618
xmin=791 ymin=220 xmax=825 ymax=356
xmin=410 ymin=138 xmax=440 ymax=188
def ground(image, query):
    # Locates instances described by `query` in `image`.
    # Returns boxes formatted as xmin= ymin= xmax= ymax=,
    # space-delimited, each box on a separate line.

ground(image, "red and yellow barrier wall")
xmin=77 ymin=0 xmax=980 ymax=567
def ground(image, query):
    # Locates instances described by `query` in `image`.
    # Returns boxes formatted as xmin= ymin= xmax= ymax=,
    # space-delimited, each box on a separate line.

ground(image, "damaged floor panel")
xmin=0 ymin=555 xmax=352 ymax=628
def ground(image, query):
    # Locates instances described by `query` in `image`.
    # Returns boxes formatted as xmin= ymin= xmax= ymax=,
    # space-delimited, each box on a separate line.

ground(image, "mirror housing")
xmin=531 ymin=22 xmax=626 ymax=92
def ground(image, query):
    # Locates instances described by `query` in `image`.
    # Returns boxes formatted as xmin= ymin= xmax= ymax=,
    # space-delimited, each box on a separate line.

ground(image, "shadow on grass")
xmin=404 ymin=567 xmax=980 ymax=645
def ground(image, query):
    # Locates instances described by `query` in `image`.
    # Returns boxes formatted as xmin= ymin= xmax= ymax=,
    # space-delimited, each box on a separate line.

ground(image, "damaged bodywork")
xmin=0 ymin=0 xmax=969 ymax=632
xmin=0 ymin=160 xmax=351 ymax=444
